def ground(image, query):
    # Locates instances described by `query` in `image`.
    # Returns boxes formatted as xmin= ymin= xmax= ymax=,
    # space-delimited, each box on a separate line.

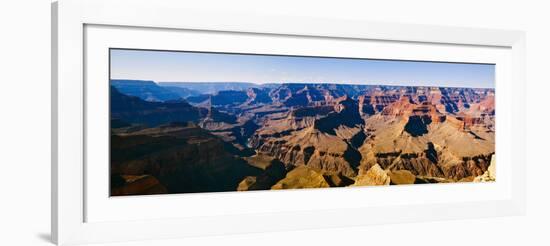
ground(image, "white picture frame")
xmin=52 ymin=0 xmax=526 ymax=245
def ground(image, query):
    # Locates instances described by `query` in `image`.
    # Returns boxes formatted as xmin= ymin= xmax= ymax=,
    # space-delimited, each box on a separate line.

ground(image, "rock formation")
xmin=271 ymin=166 xmax=331 ymax=189
xmin=353 ymin=164 xmax=390 ymax=186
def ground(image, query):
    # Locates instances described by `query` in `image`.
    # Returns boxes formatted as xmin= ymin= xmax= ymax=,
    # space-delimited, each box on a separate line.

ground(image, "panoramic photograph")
xmin=109 ymin=48 xmax=495 ymax=196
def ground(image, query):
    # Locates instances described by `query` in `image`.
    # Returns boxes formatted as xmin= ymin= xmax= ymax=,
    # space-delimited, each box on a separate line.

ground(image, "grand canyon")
xmin=110 ymin=79 xmax=495 ymax=196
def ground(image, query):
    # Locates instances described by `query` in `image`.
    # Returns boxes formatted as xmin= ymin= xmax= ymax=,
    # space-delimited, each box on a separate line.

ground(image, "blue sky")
xmin=110 ymin=49 xmax=494 ymax=88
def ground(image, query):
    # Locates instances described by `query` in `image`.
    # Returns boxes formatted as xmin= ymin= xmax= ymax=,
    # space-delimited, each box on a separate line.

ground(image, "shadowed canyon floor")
xmin=110 ymin=80 xmax=495 ymax=195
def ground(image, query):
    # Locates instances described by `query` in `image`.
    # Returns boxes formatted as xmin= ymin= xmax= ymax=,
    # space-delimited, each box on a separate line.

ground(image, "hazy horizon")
xmin=110 ymin=49 xmax=495 ymax=89
xmin=111 ymin=79 xmax=496 ymax=89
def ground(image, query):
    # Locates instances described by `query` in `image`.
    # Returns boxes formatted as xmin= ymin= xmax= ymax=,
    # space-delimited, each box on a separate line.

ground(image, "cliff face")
xmin=363 ymin=148 xmax=493 ymax=181
xmin=251 ymin=86 xmax=494 ymax=183
xmin=357 ymin=92 xmax=495 ymax=181
xmin=110 ymin=79 xmax=182 ymax=102
xmin=255 ymin=127 xmax=359 ymax=176
xmin=110 ymin=123 xmax=262 ymax=195
xmin=251 ymin=97 xmax=365 ymax=177
xmin=110 ymin=86 xmax=205 ymax=127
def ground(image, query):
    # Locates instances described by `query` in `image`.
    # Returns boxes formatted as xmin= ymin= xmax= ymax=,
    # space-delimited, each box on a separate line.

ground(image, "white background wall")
xmin=0 ymin=0 xmax=547 ymax=245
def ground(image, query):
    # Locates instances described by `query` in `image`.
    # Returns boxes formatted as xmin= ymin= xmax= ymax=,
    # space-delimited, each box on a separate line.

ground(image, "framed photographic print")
xmin=52 ymin=0 xmax=526 ymax=245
